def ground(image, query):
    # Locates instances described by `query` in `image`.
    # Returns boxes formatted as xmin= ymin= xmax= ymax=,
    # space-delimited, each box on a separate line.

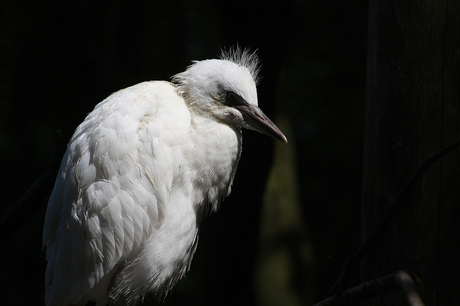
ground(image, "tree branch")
xmin=315 ymin=271 xmax=424 ymax=306
xmin=326 ymin=136 xmax=460 ymax=297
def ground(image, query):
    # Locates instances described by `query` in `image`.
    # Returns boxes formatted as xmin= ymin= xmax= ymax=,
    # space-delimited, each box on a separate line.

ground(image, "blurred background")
xmin=0 ymin=0 xmax=368 ymax=305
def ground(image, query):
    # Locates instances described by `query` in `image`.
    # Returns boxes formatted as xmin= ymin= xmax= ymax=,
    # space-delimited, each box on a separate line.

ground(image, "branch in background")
xmin=0 ymin=130 xmax=65 ymax=235
xmin=314 ymin=271 xmax=424 ymax=306
xmin=327 ymin=136 xmax=460 ymax=296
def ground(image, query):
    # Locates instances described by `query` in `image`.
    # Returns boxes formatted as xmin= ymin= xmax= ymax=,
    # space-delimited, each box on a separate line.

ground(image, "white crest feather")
xmin=219 ymin=46 xmax=261 ymax=84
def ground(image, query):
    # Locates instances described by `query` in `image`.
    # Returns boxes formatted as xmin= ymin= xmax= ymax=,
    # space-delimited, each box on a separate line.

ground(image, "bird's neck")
xmin=187 ymin=110 xmax=242 ymax=212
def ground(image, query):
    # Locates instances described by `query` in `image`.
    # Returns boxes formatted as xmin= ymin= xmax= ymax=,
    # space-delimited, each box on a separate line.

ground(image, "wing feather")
xmin=43 ymin=81 xmax=185 ymax=306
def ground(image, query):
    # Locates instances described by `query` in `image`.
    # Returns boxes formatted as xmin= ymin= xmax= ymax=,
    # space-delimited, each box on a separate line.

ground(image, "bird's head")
xmin=172 ymin=48 xmax=287 ymax=143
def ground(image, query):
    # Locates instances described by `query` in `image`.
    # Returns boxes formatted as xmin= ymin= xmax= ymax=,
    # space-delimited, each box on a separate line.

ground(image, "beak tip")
xmin=278 ymin=134 xmax=288 ymax=144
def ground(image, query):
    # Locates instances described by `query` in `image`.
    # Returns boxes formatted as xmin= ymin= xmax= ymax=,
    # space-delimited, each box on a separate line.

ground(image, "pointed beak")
xmin=236 ymin=104 xmax=288 ymax=143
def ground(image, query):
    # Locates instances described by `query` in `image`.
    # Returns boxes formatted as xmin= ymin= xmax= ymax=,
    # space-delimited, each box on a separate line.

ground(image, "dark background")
xmin=0 ymin=0 xmax=368 ymax=305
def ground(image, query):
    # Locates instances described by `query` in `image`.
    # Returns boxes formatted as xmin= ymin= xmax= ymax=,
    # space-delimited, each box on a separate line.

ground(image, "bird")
xmin=42 ymin=47 xmax=287 ymax=306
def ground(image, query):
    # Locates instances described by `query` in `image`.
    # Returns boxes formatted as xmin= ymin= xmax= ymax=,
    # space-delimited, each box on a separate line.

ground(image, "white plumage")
xmin=43 ymin=48 xmax=287 ymax=306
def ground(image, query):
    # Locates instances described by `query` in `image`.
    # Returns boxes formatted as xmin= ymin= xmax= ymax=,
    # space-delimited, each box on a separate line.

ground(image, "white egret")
xmin=43 ymin=48 xmax=287 ymax=306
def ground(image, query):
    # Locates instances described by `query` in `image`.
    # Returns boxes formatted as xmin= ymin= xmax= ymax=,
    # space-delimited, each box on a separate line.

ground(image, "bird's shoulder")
xmin=93 ymin=80 xmax=188 ymax=126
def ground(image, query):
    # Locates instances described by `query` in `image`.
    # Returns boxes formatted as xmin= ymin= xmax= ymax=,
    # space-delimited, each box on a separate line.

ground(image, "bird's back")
xmin=43 ymin=81 xmax=227 ymax=305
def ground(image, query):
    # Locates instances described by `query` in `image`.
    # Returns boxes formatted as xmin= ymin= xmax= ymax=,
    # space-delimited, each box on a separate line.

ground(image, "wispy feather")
xmin=220 ymin=46 xmax=261 ymax=84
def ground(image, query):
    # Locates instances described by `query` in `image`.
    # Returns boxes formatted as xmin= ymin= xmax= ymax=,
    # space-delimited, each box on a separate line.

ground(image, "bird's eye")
xmin=223 ymin=90 xmax=245 ymax=106
xmin=226 ymin=91 xmax=237 ymax=101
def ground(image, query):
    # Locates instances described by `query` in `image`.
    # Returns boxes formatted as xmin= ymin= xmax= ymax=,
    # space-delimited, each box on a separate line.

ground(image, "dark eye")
xmin=226 ymin=91 xmax=237 ymax=101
